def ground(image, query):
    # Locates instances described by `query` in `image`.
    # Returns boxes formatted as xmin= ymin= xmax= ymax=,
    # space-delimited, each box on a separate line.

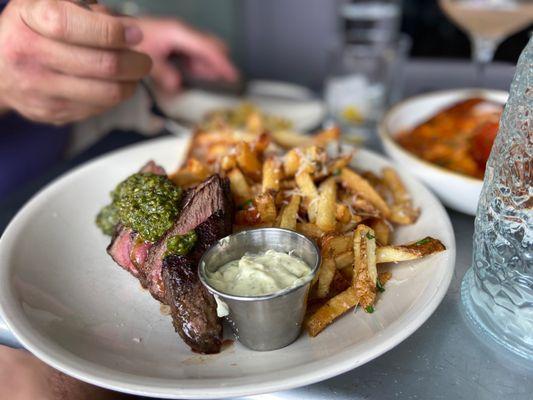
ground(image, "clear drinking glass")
xmin=324 ymin=34 xmax=411 ymax=142
xmin=439 ymin=0 xmax=533 ymax=84
xmin=461 ymin=37 xmax=532 ymax=360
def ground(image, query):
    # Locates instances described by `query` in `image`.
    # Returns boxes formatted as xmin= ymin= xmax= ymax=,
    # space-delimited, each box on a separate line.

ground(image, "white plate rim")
xmin=0 ymin=136 xmax=456 ymax=399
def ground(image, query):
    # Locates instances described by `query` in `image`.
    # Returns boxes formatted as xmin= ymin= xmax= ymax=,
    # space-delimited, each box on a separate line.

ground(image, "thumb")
xmin=151 ymin=61 xmax=182 ymax=93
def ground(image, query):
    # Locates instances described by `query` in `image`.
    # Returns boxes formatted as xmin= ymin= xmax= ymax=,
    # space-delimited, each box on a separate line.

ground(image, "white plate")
xmin=379 ymin=88 xmax=508 ymax=215
xmin=0 ymin=137 xmax=455 ymax=399
xmin=156 ymin=80 xmax=326 ymax=132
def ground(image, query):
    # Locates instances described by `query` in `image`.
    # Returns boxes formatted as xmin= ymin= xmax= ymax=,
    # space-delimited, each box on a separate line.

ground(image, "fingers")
xmin=170 ymin=23 xmax=238 ymax=82
xmin=35 ymin=36 xmax=152 ymax=81
xmin=150 ymin=62 xmax=182 ymax=93
xmin=21 ymin=0 xmax=143 ymax=49
xmin=33 ymin=70 xmax=138 ymax=108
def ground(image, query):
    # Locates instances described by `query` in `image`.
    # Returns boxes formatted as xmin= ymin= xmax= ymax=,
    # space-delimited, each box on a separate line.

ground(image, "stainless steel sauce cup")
xmin=198 ymin=228 xmax=321 ymax=351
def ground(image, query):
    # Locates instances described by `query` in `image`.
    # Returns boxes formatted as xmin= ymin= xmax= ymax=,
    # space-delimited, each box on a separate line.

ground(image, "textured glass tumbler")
xmin=461 ymin=37 xmax=532 ymax=360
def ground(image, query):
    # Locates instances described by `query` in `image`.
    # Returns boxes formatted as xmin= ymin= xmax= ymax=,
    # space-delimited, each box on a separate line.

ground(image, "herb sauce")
xmin=165 ymin=231 xmax=198 ymax=257
xmin=96 ymin=172 xmax=182 ymax=242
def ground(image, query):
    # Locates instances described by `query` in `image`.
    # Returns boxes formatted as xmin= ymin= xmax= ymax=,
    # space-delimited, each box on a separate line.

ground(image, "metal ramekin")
xmin=198 ymin=228 xmax=321 ymax=351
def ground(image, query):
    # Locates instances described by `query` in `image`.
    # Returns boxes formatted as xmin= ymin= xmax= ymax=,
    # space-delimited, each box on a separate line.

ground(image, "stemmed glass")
xmin=439 ymin=0 xmax=533 ymax=84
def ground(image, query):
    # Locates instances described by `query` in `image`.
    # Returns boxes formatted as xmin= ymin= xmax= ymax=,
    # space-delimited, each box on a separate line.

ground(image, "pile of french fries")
xmin=171 ymin=123 xmax=446 ymax=337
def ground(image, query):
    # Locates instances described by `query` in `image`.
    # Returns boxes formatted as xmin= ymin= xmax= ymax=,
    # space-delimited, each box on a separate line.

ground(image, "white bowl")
xmin=378 ymin=88 xmax=508 ymax=216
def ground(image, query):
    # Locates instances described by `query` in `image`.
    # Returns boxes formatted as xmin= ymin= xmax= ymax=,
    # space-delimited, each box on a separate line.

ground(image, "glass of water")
xmin=324 ymin=34 xmax=411 ymax=142
xmin=461 ymin=37 xmax=532 ymax=361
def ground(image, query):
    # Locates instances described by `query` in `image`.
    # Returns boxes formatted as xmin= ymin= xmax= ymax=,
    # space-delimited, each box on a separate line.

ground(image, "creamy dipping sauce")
xmin=207 ymin=250 xmax=312 ymax=297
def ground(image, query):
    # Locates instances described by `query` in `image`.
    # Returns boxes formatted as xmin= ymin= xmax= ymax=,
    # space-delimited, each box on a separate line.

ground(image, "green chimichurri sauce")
xmin=96 ymin=172 xmax=182 ymax=243
xmin=165 ymin=231 xmax=198 ymax=257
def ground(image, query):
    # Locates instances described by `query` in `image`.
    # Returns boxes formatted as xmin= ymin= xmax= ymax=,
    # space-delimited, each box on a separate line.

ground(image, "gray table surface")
xmin=1 ymin=60 xmax=531 ymax=399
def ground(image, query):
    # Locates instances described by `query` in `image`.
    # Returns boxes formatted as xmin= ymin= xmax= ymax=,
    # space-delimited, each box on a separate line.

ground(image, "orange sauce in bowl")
xmin=396 ymin=98 xmax=503 ymax=179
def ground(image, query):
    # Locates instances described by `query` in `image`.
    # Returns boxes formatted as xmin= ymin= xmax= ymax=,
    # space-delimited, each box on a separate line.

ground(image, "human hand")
xmin=0 ymin=0 xmax=152 ymax=124
xmin=135 ymin=18 xmax=238 ymax=93
xmin=0 ymin=345 xmax=132 ymax=400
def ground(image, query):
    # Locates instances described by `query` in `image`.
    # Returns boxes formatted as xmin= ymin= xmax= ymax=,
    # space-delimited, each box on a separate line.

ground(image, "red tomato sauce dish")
xmin=395 ymin=98 xmax=503 ymax=179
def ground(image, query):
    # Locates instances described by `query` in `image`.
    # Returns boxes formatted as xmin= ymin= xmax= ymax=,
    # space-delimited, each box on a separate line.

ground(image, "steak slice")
xmin=149 ymin=175 xmax=233 ymax=353
xmin=140 ymin=175 xmax=233 ymax=302
xmin=106 ymin=161 xmax=166 ymax=278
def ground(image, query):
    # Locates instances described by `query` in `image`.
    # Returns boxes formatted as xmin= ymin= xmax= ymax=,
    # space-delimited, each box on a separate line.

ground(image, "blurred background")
xmin=102 ymin=0 xmax=531 ymax=89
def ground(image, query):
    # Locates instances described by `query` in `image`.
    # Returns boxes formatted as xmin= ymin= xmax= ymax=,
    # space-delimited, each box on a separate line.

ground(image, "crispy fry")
xmin=220 ymin=154 xmax=237 ymax=171
xmin=283 ymin=149 xmax=301 ymax=177
xmin=341 ymin=168 xmax=391 ymax=218
xmin=376 ymin=237 xmax=445 ymax=263
xmin=335 ymin=203 xmax=351 ymax=223
xmin=335 ymin=251 xmax=354 ymax=269
xmin=316 ymin=178 xmax=337 ymax=232
xmin=295 ymin=172 xmax=319 ymax=222
xmin=236 ymin=142 xmax=262 ymax=180
xmin=382 ymin=167 xmax=420 ymax=225
xmin=296 ymin=222 xmax=325 ymax=240
xmin=353 ymin=225 xmax=377 ymax=309
xmin=312 ymin=125 xmax=341 ymax=146
xmin=227 ymin=168 xmax=252 ymax=201
xmin=278 ymin=195 xmax=301 ymax=230
xmin=316 ymin=258 xmax=336 ymax=299
xmin=255 ymin=193 xmax=277 ymax=223
xmin=321 ymin=234 xmax=352 ymax=256
xmin=262 ymin=158 xmax=282 ymax=193
xmin=306 ymin=287 xmax=358 ymax=337
xmin=378 ymin=271 xmax=392 ymax=286
xmin=368 ymin=218 xmax=391 ymax=245
xmin=271 ymin=129 xmax=313 ymax=148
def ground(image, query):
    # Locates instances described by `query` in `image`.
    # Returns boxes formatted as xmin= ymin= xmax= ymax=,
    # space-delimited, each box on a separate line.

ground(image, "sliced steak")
xmin=149 ymin=175 xmax=233 ymax=353
xmin=140 ymin=175 xmax=233 ymax=302
xmin=162 ymin=254 xmax=222 ymax=354
xmin=106 ymin=161 xmax=166 ymax=279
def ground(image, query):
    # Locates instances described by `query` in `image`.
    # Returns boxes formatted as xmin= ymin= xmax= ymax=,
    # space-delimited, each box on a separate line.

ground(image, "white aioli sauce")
xmin=207 ymin=250 xmax=312 ymax=297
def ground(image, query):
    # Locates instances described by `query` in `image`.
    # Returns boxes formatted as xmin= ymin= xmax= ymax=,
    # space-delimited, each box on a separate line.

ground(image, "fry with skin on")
xmin=320 ymin=233 xmax=353 ymax=256
xmin=376 ymin=237 xmax=445 ymax=263
xmin=316 ymin=257 xmax=336 ymax=299
xmin=227 ymin=168 xmax=252 ymax=202
xmin=295 ymin=171 xmax=319 ymax=222
xmin=236 ymin=142 xmax=262 ymax=180
xmin=255 ymin=193 xmax=277 ymax=223
xmin=341 ymin=168 xmax=391 ymax=218
xmin=352 ymin=224 xmax=377 ymax=309
xmin=382 ymin=167 xmax=420 ymax=225
xmin=316 ymin=178 xmax=337 ymax=232
xmin=295 ymin=222 xmax=324 ymax=240
xmin=262 ymin=158 xmax=282 ymax=193
xmin=306 ymin=287 xmax=359 ymax=337
xmin=368 ymin=218 xmax=391 ymax=245
xmin=277 ymin=195 xmax=301 ymax=230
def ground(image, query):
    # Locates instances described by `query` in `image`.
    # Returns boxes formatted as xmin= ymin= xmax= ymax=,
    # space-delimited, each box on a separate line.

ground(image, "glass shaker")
xmin=461 ymin=37 xmax=532 ymax=360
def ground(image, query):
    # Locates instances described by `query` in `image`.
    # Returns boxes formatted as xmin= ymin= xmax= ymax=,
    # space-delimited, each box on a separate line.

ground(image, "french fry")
xmin=382 ymin=167 xmax=420 ymax=225
xmin=262 ymin=158 xmax=282 ymax=193
xmin=368 ymin=218 xmax=391 ymax=245
xmin=339 ymin=265 xmax=353 ymax=281
xmin=295 ymin=172 xmax=319 ymax=222
xmin=296 ymin=222 xmax=324 ymax=240
xmin=316 ymin=178 xmax=337 ymax=232
xmin=278 ymin=195 xmax=301 ymax=230
xmin=220 ymin=154 xmax=237 ymax=171
xmin=312 ymin=125 xmax=341 ymax=146
xmin=335 ymin=251 xmax=354 ymax=269
xmin=353 ymin=225 xmax=377 ymax=309
xmin=306 ymin=287 xmax=358 ymax=337
xmin=335 ymin=203 xmax=351 ymax=223
xmin=271 ymin=129 xmax=313 ymax=149
xmin=227 ymin=168 xmax=252 ymax=202
xmin=283 ymin=149 xmax=301 ymax=177
xmin=255 ymin=193 xmax=277 ymax=223
xmin=376 ymin=237 xmax=445 ymax=263
xmin=236 ymin=142 xmax=262 ymax=180
xmin=321 ymin=233 xmax=352 ymax=256
xmin=316 ymin=258 xmax=336 ymax=299
xmin=341 ymin=168 xmax=391 ymax=218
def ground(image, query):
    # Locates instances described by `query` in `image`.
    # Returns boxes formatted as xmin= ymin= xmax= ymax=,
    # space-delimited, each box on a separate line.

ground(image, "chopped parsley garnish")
xmin=238 ymin=199 xmax=254 ymax=210
xmin=366 ymin=232 xmax=375 ymax=240
xmin=376 ymin=279 xmax=385 ymax=293
xmin=415 ymin=237 xmax=431 ymax=246
xmin=332 ymin=168 xmax=341 ymax=176
xmin=365 ymin=305 xmax=375 ymax=313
